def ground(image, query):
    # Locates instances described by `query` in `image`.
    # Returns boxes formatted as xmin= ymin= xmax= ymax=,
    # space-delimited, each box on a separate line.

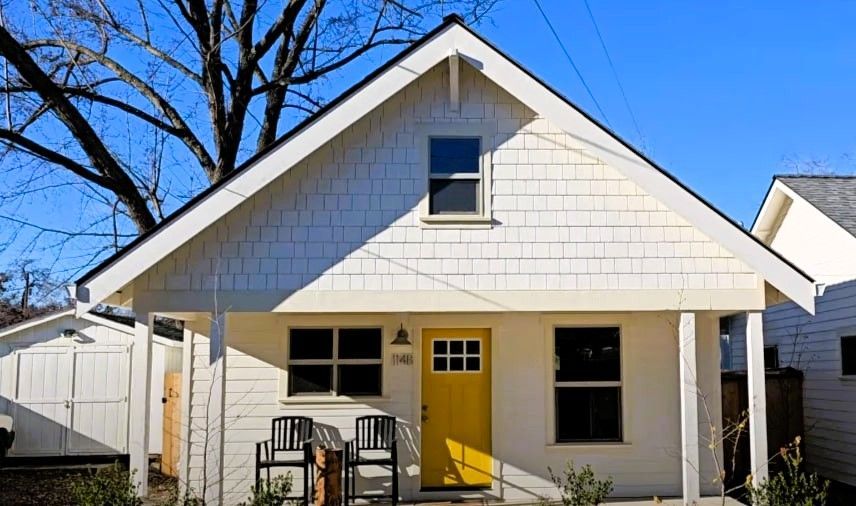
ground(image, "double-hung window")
xmin=288 ymin=327 xmax=383 ymax=397
xmin=554 ymin=327 xmax=622 ymax=442
xmin=428 ymin=137 xmax=482 ymax=215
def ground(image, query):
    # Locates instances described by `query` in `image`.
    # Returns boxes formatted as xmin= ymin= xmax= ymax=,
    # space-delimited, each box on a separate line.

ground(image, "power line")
xmin=582 ymin=0 xmax=644 ymax=143
xmin=531 ymin=0 xmax=612 ymax=128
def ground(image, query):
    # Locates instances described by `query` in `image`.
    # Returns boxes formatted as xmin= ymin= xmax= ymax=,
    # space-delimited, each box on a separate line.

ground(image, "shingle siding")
xmin=141 ymin=62 xmax=757 ymax=294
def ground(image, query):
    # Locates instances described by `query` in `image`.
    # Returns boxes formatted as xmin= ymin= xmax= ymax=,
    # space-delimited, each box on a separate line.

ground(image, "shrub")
xmin=169 ymin=486 xmax=204 ymax=506
xmin=239 ymin=474 xmax=294 ymax=506
xmin=69 ymin=463 xmax=142 ymax=506
xmin=745 ymin=437 xmax=830 ymax=506
xmin=548 ymin=461 xmax=614 ymax=506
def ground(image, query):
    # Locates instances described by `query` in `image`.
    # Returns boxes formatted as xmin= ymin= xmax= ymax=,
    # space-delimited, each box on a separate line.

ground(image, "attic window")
xmin=417 ymin=125 xmax=493 ymax=228
xmin=429 ymin=137 xmax=481 ymax=215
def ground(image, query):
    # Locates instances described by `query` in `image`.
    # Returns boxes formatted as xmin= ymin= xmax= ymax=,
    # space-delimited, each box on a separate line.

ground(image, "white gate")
xmin=11 ymin=345 xmax=129 ymax=456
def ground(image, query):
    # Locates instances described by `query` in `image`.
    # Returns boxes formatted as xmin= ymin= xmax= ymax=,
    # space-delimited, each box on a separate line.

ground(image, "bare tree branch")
xmin=0 ymin=23 xmax=155 ymax=231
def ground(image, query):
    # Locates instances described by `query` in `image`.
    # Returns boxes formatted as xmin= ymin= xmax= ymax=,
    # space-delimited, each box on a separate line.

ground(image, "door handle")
xmin=64 ymin=400 xmax=70 ymax=409
xmin=421 ymin=404 xmax=429 ymax=422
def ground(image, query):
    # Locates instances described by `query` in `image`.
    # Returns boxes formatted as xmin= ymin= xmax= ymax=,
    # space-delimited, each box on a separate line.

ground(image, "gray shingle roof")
xmin=777 ymin=175 xmax=856 ymax=237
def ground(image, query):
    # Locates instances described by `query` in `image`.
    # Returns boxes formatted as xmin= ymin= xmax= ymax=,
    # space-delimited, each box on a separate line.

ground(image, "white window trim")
xmin=550 ymin=324 xmax=625 ymax=444
xmin=416 ymin=122 xmax=494 ymax=228
xmin=286 ymin=326 xmax=384 ymax=398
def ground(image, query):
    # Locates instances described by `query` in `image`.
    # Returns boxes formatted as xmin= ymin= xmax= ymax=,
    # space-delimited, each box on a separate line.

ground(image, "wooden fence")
xmin=721 ymin=367 xmax=804 ymax=488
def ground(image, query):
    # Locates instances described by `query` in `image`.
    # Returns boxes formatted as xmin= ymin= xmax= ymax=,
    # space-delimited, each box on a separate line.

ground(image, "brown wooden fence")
xmin=721 ymin=367 xmax=804 ymax=488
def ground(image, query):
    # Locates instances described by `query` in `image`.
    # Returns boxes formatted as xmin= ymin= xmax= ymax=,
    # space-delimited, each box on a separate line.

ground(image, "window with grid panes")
xmin=288 ymin=327 xmax=382 ymax=396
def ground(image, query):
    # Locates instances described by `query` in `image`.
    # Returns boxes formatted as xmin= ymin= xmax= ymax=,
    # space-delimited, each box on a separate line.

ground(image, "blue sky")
xmin=479 ymin=0 xmax=856 ymax=227
xmin=2 ymin=1 xmax=856 ymax=286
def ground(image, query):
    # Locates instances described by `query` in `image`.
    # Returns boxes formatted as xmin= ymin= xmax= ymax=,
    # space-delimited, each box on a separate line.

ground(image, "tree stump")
xmin=315 ymin=446 xmax=343 ymax=506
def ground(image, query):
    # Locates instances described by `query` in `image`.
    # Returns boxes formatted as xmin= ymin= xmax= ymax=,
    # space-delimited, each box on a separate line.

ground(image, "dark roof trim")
xmin=448 ymin=21 xmax=813 ymax=283
xmin=77 ymin=13 xmax=814 ymax=287
xmin=749 ymin=176 xmax=778 ymax=233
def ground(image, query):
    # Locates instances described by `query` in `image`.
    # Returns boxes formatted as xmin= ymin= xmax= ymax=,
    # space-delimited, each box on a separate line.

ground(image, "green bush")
xmin=548 ymin=461 xmax=614 ymax=506
xmin=746 ymin=437 xmax=830 ymax=506
xmin=69 ymin=463 xmax=142 ymax=506
xmin=239 ymin=474 xmax=294 ymax=506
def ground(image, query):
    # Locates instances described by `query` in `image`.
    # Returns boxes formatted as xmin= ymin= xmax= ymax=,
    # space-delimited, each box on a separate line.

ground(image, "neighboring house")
xmin=70 ymin=16 xmax=817 ymax=505
xmin=0 ymin=309 xmax=181 ymax=458
xmin=728 ymin=175 xmax=856 ymax=487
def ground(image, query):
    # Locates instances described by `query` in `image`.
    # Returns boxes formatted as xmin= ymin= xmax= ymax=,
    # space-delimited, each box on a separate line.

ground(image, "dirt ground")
xmin=0 ymin=466 xmax=177 ymax=506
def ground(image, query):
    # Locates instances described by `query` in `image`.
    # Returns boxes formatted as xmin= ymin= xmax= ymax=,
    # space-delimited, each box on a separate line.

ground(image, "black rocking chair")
xmin=255 ymin=416 xmax=314 ymax=504
xmin=344 ymin=415 xmax=399 ymax=505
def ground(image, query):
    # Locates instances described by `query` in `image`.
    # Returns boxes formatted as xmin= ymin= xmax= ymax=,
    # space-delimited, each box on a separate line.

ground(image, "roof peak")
xmin=442 ymin=13 xmax=467 ymax=25
xmin=776 ymin=173 xmax=856 ymax=180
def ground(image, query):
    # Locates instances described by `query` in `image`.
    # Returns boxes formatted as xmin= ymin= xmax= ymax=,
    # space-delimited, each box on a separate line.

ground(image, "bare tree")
xmin=0 ymin=0 xmax=497 ymax=270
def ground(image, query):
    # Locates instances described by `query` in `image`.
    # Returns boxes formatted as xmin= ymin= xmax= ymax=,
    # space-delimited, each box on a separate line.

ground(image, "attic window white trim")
xmin=416 ymin=122 xmax=494 ymax=228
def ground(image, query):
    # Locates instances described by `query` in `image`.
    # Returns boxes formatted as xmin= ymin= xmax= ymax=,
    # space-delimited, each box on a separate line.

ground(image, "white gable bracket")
xmin=449 ymin=51 xmax=460 ymax=112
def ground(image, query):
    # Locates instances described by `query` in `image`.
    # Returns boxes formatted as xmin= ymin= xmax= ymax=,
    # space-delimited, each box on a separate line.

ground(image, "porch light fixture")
xmin=391 ymin=324 xmax=411 ymax=345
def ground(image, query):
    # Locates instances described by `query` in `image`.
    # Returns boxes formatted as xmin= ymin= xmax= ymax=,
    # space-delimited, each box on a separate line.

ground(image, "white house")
xmin=70 ymin=16 xmax=817 ymax=505
xmin=727 ymin=175 xmax=856 ymax=487
xmin=0 ymin=309 xmax=182 ymax=458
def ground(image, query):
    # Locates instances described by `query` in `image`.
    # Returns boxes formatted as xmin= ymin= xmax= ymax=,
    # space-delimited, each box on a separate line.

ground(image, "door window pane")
xmin=466 ymin=357 xmax=481 ymax=371
xmin=466 ymin=340 xmax=480 ymax=354
xmin=433 ymin=357 xmax=448 ymax=372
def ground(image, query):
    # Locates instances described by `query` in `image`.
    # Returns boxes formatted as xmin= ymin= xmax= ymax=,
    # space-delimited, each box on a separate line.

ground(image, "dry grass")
xmin=0 ymin=466 xmax=178 ymax=505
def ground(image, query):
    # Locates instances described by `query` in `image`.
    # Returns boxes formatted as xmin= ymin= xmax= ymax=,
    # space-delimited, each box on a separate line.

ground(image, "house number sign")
xmin=392 ymin=353 xmax=413 ymax=366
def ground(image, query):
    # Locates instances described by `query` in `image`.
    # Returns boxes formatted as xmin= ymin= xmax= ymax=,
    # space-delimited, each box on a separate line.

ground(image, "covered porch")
xmin=126 ymin=309 xmax=771 ymax=505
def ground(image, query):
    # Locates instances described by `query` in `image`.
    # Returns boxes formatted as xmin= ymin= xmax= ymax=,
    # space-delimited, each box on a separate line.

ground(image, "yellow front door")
xmin=421 ymin=328 xmax=492 ymax=488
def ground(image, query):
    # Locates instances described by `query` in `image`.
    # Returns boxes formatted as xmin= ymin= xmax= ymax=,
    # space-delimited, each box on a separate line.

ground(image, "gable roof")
xmin=0 ymin=309 xmax=181 ymax=344
xmin=73 ymin=14 xmax=816 ymax=314
xmin=776 ymin=175 xmax=856 ymax=237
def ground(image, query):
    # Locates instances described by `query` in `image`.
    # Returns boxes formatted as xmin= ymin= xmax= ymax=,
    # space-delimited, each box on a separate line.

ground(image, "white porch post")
xmin=178 ymin=323 xmax=195 ymax=496
xmin=205 ymin=312 xmax=227 ymax=506
xmin=746 ymin=311 xmax=769 ymax=484
xmin=130 ymin=312 xmax=154 ymax=496
xmin=679 ymin=312 xmax=700 ymax=504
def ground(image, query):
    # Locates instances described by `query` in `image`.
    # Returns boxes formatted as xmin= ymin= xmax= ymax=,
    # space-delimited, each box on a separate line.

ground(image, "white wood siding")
xmin=183 ymin=311 xmax=724 ymax=504
xmin=138 ymin=62 xmax=757 ymax=299
xmin=768 ymin=192 xmax=856 ymax=286
xmin=0 ymin=313 xmax=180 ymax=456
xmin=729 ymin=280 xmax=856 ymax=485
